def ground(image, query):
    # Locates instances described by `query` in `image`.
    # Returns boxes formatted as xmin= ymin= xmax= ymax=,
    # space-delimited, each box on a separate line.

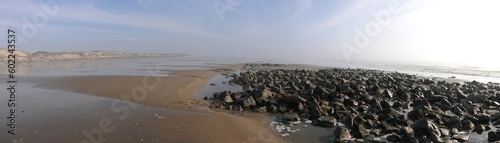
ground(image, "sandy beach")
xmin=30 ymin=65 xmax=288 ymax=143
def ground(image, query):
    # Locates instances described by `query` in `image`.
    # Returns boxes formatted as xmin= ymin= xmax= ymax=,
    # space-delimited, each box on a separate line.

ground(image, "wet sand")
xmin=32 ymin=65 xmax=288 ymax=143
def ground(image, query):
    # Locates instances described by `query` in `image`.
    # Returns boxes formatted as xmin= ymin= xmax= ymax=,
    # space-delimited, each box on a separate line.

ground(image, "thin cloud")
xmin=300 ymin=1 xmax=383 ymax=36
xmin=1 ymin=0 xmax=223 ymax=39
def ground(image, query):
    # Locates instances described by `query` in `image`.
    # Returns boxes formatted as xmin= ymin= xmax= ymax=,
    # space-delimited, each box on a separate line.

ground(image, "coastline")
xmin=33 ymin=64 xmax=288 ymax=143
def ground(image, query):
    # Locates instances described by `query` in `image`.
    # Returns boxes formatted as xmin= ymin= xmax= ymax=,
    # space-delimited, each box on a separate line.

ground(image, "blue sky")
xmin=1 ymin=0 xmax=499 ymax=65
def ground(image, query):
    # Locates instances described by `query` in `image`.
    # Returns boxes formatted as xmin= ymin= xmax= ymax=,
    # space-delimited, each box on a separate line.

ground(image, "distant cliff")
xmin=0 ymin=48 xmax=185 ymax=64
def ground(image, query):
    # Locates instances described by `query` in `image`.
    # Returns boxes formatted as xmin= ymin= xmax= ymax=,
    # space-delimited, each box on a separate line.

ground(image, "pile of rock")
xmin=205 ymin=68 xmax=500 ymax=142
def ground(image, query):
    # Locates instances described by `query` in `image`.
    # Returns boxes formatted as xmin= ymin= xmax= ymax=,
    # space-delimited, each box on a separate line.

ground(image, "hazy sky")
xmin=1 ymin=0 xmax=499 ymax=65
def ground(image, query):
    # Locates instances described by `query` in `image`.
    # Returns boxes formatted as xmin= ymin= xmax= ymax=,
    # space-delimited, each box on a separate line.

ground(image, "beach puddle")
xmin=197 ymin=73 xmax=245 ymax=99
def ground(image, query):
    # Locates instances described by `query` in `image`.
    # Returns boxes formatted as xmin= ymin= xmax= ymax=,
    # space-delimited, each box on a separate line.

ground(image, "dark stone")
xmin=321 ymin=106 xmax=334 ymax=116
xmin=380 ymin=100 xmax=392 ymax=109
xmin=287 ymin=94 xmax=306 ymax=104
xmin=209 ymin=100 xmax=223 ymax=109
xmin=343 ymin=98 xmax=358 ymax=107
xmin=451 ymin=105 xmax=465 ymax=116
xmin=439 ymin=128 xmax=450 ymax=137
xmin=411 ymin=119 xmax=441 ymax=137
xmin=473 ymin=124 xmax=485 ymax=134
xmin=384 ymin=89 xmax=394 ymax=98
xmin=386 ymin=134 xmax=401 ymax=142
xmin=314 ymin=116 xmax=337 ymax=127
xmin=281 ymin=113 xmax=299 ymax=123
xmin=477 ymin=114 xmax=491 ymax=125
xmin=400 ymin=135 xmax=419 ymax=143
xmin=278 ymin=103 xmax=288 ymax=113
xmin=466 ymin=106 xmax=477 ymax=115
xmin=428 ymin=95 xmax=446 ymax=103
xmin=439 ymin=98 xmax=452 ymax=107
xmin=230 ymin=93 xmax=241 ymax=100
xmin=392 ymin=101 xmax=403 ymax=109
xmin=399 ymin=127 xmax=414 ymax=136
xmin=309 ymin=108 xmax=322 ymax=120
xmin=444 ymin=116 xmax=462 ymax=129
xmin=461 ymin=120 xmax=475 ymax=131
xmin=488 ymin=131 xmax=500 ymax=142
xmin=256 ymin=106 xmax=266 ymax=113
xmin=222 ymin=93 xmax=234 ymax=103
xmin=267 ymin=105 xmax=278 ymax=113
xmin=229 ymin=104 xmax=243 ymax=111
xmin=351 ymin=124 xmax=368 ymax=138
xmin=313 ymin=86 xmax=330 ymax=99
xmin=456 ymin=89 xmax=468 ymax=99
xmin=332 ymin=126 xmax=351 ymax=142
xmin=430 ymin=132 xmax=443 ymax=143
xmin=238 ymin=96 xmax=256 ymax=108
xmin=342 ymin=115 xmax=354 ymax=128
xmin=408 ymin=106 xmax=430 ymax=120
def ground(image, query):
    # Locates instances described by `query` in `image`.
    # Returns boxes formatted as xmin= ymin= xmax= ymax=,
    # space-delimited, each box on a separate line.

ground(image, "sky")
xmin=1 ymin=0 xmax=499 ymax=66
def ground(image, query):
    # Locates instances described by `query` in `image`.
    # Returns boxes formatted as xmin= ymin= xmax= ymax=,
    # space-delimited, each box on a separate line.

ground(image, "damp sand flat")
xmin=0 ymin=58 xmax=287 ymax=143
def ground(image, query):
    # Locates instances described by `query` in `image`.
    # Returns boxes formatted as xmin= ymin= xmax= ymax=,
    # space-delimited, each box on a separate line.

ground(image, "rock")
xmin=461 ymin=120 xmax=475 ymax=131
xmin=278 ymin=103 xmax=288 ymax=113
xmin=477 ymin=114 xmax=491 ymax=125
xmin=430 ymin=132 xmax=443 ymax=143
xmin=343 ymin=98 xmax=358 ymax=107
xmin=210 ymin=83 xmax=216 ymax=86
xmin=489 ymin=131 xmax=500 ymax=142
xmin=386 ymin=134 xmax=401 ymax=142
xmin=209 ymin=100 xmax=223 ymax=109
xmin=439 ymin=128 xmax=450 ymax=137
xmin=309 ymin=108 xmax=322 ymax=120
xmin=408 ymin=105 xmax=430 ymax=120
xmin=332 ymin=126 xmax=351 ymax=142
xmin=392 ymin=101 xmax=403 ymax=109
xmin=287 ymin=95 xmax=306 ymax=104
xmin=451 ymin=105 xmax=465 ymax=116
xmin=313 ymin=86 xmax=330 ymax=99
xmin=384 ymin=89 xmax=394 ymax=98
xmin=411 ymin=119 xmax=441 ymax=137
xmin=456 ymin=89 xmax=468 ymax=99
xmin=223 ymin=94 xmax=234 ymax=103
xmin=267 ymin=105 xmax=278 ymax=113
xmin=444 ymin=116 xmax=462 ymax=129
xmin=380 ymin=100 xmax=392 ymax=109
xmin=314 ymin=116 xmax=337 ymax=127
xmin=239 ymin=96 xmax=256 ymax=108
xmin=256 ymin=106 xmax=266 ymax=113
xmin=428 ymin=95 xmax=446 ymax=103
xmin=321 ymin=106 xmax=334 ymax=116
xmin=281 ymin=113 xmax=299 ymax=123
xmin=229 ymin=104 xmax=243 ymax=111
xmin=473 ymin=124 xmax=485 ymax=133
xmin=230 ymin=93 xmax=241 ymax=100
xmin=400 ymin=135 xmax=419 ymax=143
xmin=351 ymin=124 xmax=368 ymax=138
xmin=399 ymin=127 xmax=414 ymax=136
